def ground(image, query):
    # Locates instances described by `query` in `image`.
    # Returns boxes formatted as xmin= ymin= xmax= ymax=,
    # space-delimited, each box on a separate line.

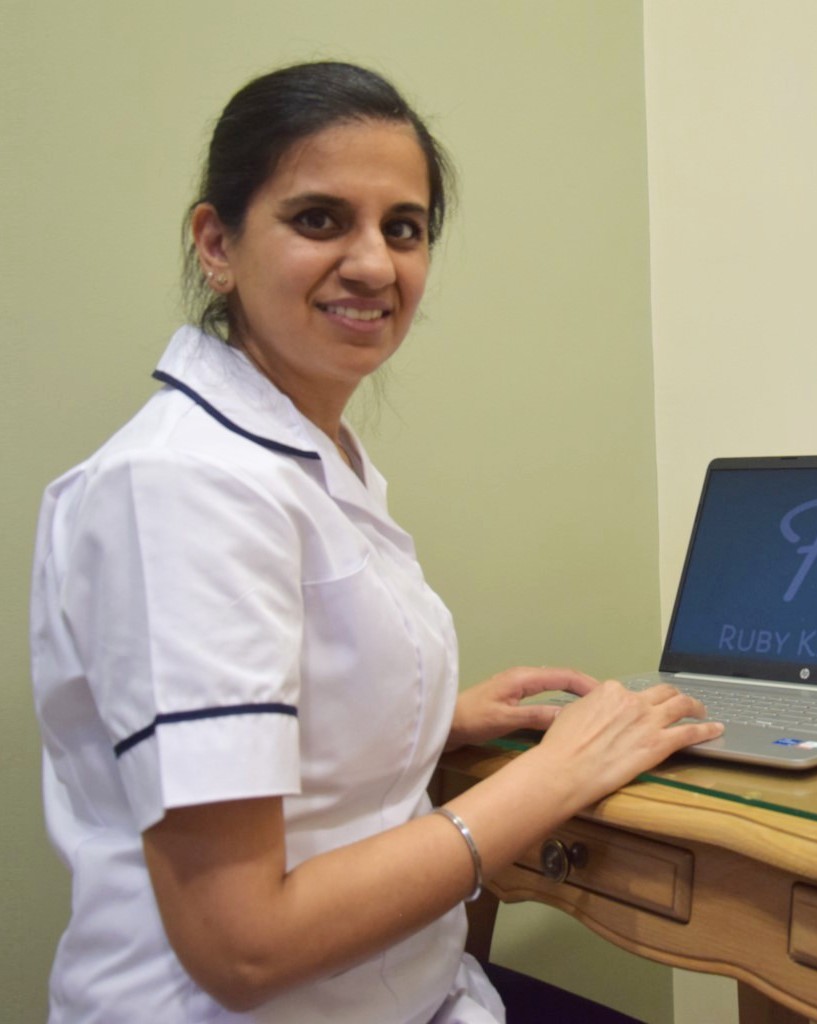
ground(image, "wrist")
xmin=443 ymin=745 xmax=582 ymax=882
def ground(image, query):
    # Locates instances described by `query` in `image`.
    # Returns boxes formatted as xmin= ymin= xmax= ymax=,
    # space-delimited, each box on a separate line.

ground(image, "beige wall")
xmin=644 ymin=2 xmax=817 ymax=1021
xmin=645 ymin=0 xmax=817 ymax=619
xmin=3 ymin=2 xmax=665 ymax=1020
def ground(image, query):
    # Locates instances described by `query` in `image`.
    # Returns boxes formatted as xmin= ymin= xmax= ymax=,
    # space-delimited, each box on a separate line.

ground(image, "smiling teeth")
xmin=325 ymin=305 xmax=386 ymax=321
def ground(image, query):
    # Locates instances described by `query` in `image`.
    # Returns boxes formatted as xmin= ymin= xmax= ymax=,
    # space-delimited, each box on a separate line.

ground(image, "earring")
xmin=206 ymin=270 xmax=229 ymax=289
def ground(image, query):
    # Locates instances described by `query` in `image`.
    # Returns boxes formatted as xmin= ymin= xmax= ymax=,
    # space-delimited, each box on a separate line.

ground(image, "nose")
xmin=338 ymin=227 xmax=397 ymax=291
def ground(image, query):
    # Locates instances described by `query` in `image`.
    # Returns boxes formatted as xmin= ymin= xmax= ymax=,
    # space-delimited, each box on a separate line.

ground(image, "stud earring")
xmin=206 ymin=270 xmax=229 ymax=289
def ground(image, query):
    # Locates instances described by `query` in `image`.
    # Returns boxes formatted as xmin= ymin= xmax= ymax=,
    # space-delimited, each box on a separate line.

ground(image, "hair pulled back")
xmin=183 ymin=61 xmax=453 ymax=341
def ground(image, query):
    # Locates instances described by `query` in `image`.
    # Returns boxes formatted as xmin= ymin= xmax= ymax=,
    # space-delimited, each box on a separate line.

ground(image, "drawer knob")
xmin=540 ymin=839 xmax=588 ymax=883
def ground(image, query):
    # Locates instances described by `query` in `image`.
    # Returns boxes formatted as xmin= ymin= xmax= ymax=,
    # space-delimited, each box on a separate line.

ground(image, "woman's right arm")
xmin=143 ymin=680 xmax=722 ymax=1012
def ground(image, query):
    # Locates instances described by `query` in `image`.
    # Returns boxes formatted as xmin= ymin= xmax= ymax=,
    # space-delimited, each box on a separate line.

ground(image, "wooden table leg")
xmin=737 ymin=982 xmax=811 ymax=1024
xmin=465 ymin=887 xmax=500 ymax=964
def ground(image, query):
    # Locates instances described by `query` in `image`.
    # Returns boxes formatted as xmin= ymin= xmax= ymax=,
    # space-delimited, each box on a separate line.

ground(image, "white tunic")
xmin=30 ymin=326 xmax=504 ymax=1023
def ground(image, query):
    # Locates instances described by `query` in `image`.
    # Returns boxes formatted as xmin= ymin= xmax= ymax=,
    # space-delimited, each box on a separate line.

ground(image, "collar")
xmin=153 ymin=326 xmax=390 ymax=512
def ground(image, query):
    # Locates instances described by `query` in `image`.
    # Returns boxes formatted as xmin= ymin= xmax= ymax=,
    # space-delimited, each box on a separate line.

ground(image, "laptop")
xmin=548 ymin=456 xmax=817 ymax=769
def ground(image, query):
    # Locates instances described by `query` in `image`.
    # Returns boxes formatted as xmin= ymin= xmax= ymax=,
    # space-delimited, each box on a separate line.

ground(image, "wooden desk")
xmin=432 ymin=745 xmax=817 ymax=1024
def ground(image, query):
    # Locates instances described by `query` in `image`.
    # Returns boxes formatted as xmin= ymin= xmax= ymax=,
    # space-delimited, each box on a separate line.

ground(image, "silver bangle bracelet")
xmin=432 ymin=806 xmax=483 ymax=903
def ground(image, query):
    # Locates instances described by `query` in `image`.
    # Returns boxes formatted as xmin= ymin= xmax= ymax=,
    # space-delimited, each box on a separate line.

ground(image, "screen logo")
xmin=781 ymin=499 xmax=817 ymax=603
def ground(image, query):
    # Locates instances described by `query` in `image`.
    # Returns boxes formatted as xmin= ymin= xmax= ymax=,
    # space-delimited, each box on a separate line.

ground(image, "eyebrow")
xmin=279 ymin=192 xmax=429 ymax=221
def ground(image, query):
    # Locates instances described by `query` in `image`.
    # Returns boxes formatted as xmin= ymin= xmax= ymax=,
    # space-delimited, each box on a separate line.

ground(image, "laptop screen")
xmin=661 ymin=456 xmax=817 ymax=684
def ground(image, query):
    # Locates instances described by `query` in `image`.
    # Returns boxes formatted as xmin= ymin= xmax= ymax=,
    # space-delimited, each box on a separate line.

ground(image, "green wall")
xmin=2 ymin=2 xmax=666 ymax=1020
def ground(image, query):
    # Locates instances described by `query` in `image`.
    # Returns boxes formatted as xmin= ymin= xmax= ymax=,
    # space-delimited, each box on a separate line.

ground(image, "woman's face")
xmin=205 ymin=119 xmax=431 ymax=420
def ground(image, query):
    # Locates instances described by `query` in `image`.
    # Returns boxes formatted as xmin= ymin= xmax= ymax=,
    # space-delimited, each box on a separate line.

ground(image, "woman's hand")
xmin=440 ymin=680 xmax=724 ymax=896
xmin=444 ymin=666 xmax=598 ymax=751
xmin=531 ymin=679 xmax=724 ymax=811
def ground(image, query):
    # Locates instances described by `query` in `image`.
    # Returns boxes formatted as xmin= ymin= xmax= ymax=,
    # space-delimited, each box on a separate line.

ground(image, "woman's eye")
xmin=385 ymin=219 xmax=424 ymax=244
xmin=293 ymin=209 xmax=337 ymax=233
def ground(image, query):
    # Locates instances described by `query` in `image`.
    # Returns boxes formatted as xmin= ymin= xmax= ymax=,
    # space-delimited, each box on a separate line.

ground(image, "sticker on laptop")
xmin=773 ymin=738 xmax=805 ymax=746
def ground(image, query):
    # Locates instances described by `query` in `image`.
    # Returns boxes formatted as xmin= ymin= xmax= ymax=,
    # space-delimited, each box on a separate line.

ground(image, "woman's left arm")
xmin=445 ymin=666 xmax=598 ymax=751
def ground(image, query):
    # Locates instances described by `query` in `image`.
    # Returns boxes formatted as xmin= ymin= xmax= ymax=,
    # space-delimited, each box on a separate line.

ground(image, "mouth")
xmin=316 ymin=302 xmax=392 ymax=322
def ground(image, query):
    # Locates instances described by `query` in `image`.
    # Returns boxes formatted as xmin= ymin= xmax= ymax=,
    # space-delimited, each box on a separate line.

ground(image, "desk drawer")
xmin=517 ymin=819 xmax=694 ymax=923
xmin=790 ymin=883 xmax=817 ymax=969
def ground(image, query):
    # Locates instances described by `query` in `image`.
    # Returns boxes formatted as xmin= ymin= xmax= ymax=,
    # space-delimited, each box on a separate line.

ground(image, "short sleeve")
xmin=62 ymin=450 xmax=303 ymax=830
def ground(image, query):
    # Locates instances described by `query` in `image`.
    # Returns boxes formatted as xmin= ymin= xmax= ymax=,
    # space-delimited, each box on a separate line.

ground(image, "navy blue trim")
xmin=114 ymin=702 xmax=298 ymax=758
xmin=153 ymin=370 xmax=320 ymax=461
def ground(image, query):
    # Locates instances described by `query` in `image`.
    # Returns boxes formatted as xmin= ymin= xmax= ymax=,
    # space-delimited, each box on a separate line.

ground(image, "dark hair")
xmin=183 ymin=61 xmax=454 ymax=341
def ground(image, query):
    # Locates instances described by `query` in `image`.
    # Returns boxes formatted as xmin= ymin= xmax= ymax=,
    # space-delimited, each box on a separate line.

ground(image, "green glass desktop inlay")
xmin=487 ymin=735 xmax=817 ymax=822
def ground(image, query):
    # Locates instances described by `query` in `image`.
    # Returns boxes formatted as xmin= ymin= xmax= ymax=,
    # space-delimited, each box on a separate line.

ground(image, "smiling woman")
xmin=29 ymin=60 xmax=722 ymax=1024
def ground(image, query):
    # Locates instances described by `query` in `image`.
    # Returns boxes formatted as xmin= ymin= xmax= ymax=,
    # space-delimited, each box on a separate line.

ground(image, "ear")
xmin=190 ymin=203 xmax=234 ymax=292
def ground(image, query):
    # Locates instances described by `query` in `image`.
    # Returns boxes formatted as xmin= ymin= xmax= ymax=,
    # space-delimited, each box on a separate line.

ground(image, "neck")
xmin=234 ymin=338 xmax=354 ymax=444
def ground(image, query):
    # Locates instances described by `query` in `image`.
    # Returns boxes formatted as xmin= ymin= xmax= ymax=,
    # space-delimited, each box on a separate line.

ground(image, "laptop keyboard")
xmin=543 ymin=679 xmax=817 ymax=731
xmin=624 ymin=676 xmax=817 ymax=731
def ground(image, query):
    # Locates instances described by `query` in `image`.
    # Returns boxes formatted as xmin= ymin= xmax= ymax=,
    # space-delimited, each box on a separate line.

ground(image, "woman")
xmin=30 ymin=62 xmax=721 ymax=1023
